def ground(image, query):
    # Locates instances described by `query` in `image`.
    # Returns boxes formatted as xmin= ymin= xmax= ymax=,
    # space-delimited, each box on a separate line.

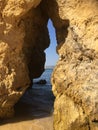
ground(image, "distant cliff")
xmin=45 ymin=66 xmax=55 ymax=69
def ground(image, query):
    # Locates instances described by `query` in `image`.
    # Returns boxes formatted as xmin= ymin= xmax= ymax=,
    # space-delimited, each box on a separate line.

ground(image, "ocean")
xmin=4 ymin=68 xmax=54 ymax=130
xmin=33 ymin=68 xmax=53 ymax=88
xmin=18 ymin=68 xmax=55 ymax=117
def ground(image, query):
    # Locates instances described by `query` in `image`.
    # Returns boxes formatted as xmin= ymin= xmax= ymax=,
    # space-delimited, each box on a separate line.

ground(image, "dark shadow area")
xmin=0 ymin=92 xmax=54 ymax=125
xmin=0 ymin=68 xmax=55 ymax=126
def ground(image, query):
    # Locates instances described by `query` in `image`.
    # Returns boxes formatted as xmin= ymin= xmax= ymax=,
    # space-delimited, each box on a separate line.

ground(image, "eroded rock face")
xmin=51 ymin=0 xmax=98 ymax=130
xmin=0 ymin=0 xmax=50 ymax=118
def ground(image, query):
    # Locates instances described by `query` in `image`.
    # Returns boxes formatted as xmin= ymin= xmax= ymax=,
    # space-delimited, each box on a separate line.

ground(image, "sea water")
xmin=8 ymin=69 xmax=54 ymax=130
xmin=19 ymin=68 xmax=55 ymax=117
xmin=32 ymin=68 xmax=55 ymax=113
xmin=33 ymin=68 xmax=53 ymax=89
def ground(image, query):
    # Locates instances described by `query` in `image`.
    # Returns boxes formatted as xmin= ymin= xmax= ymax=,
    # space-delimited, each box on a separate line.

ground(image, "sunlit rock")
xmin=0 ymin=1 xmax=98 ymax=130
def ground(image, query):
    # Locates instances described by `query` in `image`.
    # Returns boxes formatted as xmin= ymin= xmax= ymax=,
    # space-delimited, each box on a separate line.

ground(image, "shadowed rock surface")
xmin=0 ymin=0 xmax=49 ymax=118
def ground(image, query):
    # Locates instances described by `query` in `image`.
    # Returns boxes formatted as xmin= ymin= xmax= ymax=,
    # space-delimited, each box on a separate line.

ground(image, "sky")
xmin=45 ymin=19 xmax=59 ymax=66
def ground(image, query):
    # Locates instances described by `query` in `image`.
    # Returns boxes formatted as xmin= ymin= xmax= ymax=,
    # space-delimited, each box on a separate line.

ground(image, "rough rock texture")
xmin=51 ymin=0 xmax=98 ymax=130
xmin=0 ymin=0 xmax=98 ymax=130
xmin=0 ymin=0 xmax=50 ymax=118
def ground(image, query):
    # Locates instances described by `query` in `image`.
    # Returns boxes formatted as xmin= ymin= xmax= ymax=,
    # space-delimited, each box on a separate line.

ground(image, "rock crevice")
xmin=0 ymin=0 xmax=98 ymax=130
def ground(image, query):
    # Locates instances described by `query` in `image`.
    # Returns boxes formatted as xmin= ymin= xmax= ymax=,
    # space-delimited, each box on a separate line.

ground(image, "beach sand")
xmin=0 ymin=116 xmax=53 ymax=130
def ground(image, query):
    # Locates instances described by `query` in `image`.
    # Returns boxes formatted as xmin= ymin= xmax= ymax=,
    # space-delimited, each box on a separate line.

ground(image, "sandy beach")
xmin=0 ymin=116 xmax=53 ymax=130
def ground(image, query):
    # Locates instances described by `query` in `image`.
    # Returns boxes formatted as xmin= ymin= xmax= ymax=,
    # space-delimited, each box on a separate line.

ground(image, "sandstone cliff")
xmin=0 ymin=0 xmax=98 ymax=130
xmin=0 ymin=0 xmax=50 ymax=118
xmin=51 ymin=0 xmax=98 ymax=130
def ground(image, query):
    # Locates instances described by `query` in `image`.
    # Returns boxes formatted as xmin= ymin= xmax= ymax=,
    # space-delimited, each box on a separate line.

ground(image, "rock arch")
xmin=0 ymin=0 xmax=98 ymax=130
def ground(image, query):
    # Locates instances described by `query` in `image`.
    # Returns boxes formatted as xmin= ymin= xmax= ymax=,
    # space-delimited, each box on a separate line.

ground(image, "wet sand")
xmin=0 ymin=86 xmax=54 ymax=130
xmin=0 ymin=116 xmax=53 ymax=130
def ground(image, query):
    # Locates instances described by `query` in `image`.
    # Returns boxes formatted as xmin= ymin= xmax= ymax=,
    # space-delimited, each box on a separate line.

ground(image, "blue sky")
xmin=45 ymin=19 xmax=59 ymax=66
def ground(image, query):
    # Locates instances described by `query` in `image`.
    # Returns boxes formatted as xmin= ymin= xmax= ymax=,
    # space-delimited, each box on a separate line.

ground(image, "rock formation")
xmin=0 ymin=0 xmax=50 ymax=118
xmin=0 ymin=0 xmax=98 ymax=130
xmin=51 ymin=0 xmax=98 ymax=130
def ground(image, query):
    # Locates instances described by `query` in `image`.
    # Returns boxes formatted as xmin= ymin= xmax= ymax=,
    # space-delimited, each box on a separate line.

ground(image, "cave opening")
xmin=30 ymin=18 xmax=58 ymax=117
xmin=0 ymin=0 xmax=69 ymax=128
xmin=14 ymin=19 xmax=58 ymax=122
